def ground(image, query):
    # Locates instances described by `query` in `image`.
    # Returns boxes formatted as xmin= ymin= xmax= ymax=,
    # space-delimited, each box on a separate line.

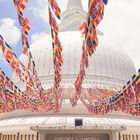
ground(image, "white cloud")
xmin=30 ymin=0 xmax=49 ymax=23
xmin=0 ymin=18 xmax=21 ymax=46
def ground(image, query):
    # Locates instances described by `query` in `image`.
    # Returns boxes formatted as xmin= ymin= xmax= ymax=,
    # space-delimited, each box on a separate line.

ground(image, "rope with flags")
xmin=0 ymin=69 xmax=44 ymax=113
xmin=0 ymin=35 xmax=45 ymax=102
xmin=48 ymin=0 xmax=63 ymax=112
xmin=13 ymin=0 xmax=44 ymax=100
xmin=0 ymin=0 xmax=63 ymax=113
xmin=13 ymin=0 xmax=30 ymax=53
xmin=0 ymin=69 xmax=64 ymax=113
xmin=0 ymin=35 xmax=64 ymax=112
xmin=71 ymin=0 xmax=107 ymax=106
xmin=0 ymin=71 xmax=62 ymax=112
xmin=48 ymin=0 xmax=63 ymax=90
xmin=80 ymin=69 xmax=140 ymax=116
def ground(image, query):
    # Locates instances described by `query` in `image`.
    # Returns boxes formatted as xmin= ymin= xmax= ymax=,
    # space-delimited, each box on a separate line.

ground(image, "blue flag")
xmin=102 ymin=0 xmax=108 ymax=5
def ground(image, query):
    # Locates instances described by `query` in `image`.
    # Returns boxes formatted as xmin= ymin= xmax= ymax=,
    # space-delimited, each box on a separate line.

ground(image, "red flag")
xmin=5 ymin=47 xmax=13 ymax=63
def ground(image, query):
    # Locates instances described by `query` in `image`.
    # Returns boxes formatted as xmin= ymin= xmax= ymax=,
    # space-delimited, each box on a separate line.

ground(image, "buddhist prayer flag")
xmin=49 ymin=8 xmax=58 ymax=33
xmin=48 ymin=0 xmax=61 ymax=19
xmin=74 ymin=0 xmax=106 ymax=106
xmin=0 ymin=71 xmax=5 ymax=86
xmin=10 ymin=58 xmax=20 ymax=70
xmin=0 ymin=36 xmax=5 ymax=53
xmin=0 ymin=35 xmax=39 ymax=93
xmin=48 ymin=1 xmax=63 ymax=90
xmin=102 ymin=0 xmax=108 ymax=5
xmin=13 ymin=0 xmax=45 ymax=100
xmin=5 ymin=46 xmax=13 ymax=63
xmin=86 ymin=0 xmax=104 ymax=56
xmin=79 ymin=22 xmax=86 ymax=37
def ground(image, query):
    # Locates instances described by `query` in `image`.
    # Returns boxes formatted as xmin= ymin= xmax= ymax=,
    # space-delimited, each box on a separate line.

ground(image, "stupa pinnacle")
xmin=59 ymin=0 xmax=86 ymax=31
xmin=67 ymin=0 xmax=83 ymax=10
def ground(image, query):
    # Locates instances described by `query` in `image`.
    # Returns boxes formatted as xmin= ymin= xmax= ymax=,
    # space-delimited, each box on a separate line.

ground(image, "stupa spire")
xmin=59 ymin=0 xmax=86 ymax=32
xmin=67 ymin=0 xmax=83 ymax=10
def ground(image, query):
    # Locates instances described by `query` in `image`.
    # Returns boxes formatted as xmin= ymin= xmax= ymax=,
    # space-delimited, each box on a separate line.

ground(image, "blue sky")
xmin=0 ymin=0 xmax=140 ymax=79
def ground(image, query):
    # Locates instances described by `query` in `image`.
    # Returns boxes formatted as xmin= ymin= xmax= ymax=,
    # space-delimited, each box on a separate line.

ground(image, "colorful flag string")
xmin=48 ymin=0 xmax=63 ymax=90
xmin=0 ymin=69 xmax=43 ymax=113
xmin=0 ymin=35 xmax=44 ymax=100
xmin=72 ymin=0 xmax=106 ymax=106
xmin=13 ymin=0 xmax=44 ymax=99
xmin=80 ymin=69 xmax=140 ymax=116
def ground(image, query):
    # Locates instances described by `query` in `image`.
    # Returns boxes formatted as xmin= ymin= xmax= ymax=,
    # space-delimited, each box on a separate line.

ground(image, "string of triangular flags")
xmin=13 ymin=0 xmax=44 ymax=100
xmin=47 ymin=0 xmax=64 ymax=112
xmin=0 ymin=34 xmax=64 ymax=113
xmin=81 ymin=69 xmax=140 ymax=116
xmin=87 ymin=88 xmax=116 ymax=102
xmin=0 ymin=0 xmax=64 ymax=113
xmin=0 ymin=34 xmax=50 ymax=107
xmin=0 ymin=67 xmax=64 ymax=113
xmin=0 ymin=69 xmax=44 ymax=113
xmin=71 ymin=0 xmax=107 ymax=106
xmin=48 ymin=0 xmax=63 ymax=90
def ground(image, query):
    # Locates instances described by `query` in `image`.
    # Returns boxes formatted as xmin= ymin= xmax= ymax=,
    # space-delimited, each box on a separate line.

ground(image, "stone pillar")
xmin=36 ymin=132 xmax=39 ymax=140
xmin=2 ymin=135 xmax=5 ymax=140
xmin=31 ymin=135 xmax=34 ymax=140
xmin=25 ymin=135 xmax=27 ymax=140
xmin=40 ymin=133 xmax=46 ymax=140
xmin=28 ymin=135 xmax=30 ymax=140
xmin=0 ymin=133 xmax=2 ymax=140
xmin=17 ymin=133 xmax=20 ymax=140
xmin=110 ymin=132 xmax=118 ymax=140
xmin=21 ymin=135 xmax=23 ymax=140
xmin=5 ymin=135 xmax=7 ymax=140
xmin=118 ymin=133 xmax=121 ymax=140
